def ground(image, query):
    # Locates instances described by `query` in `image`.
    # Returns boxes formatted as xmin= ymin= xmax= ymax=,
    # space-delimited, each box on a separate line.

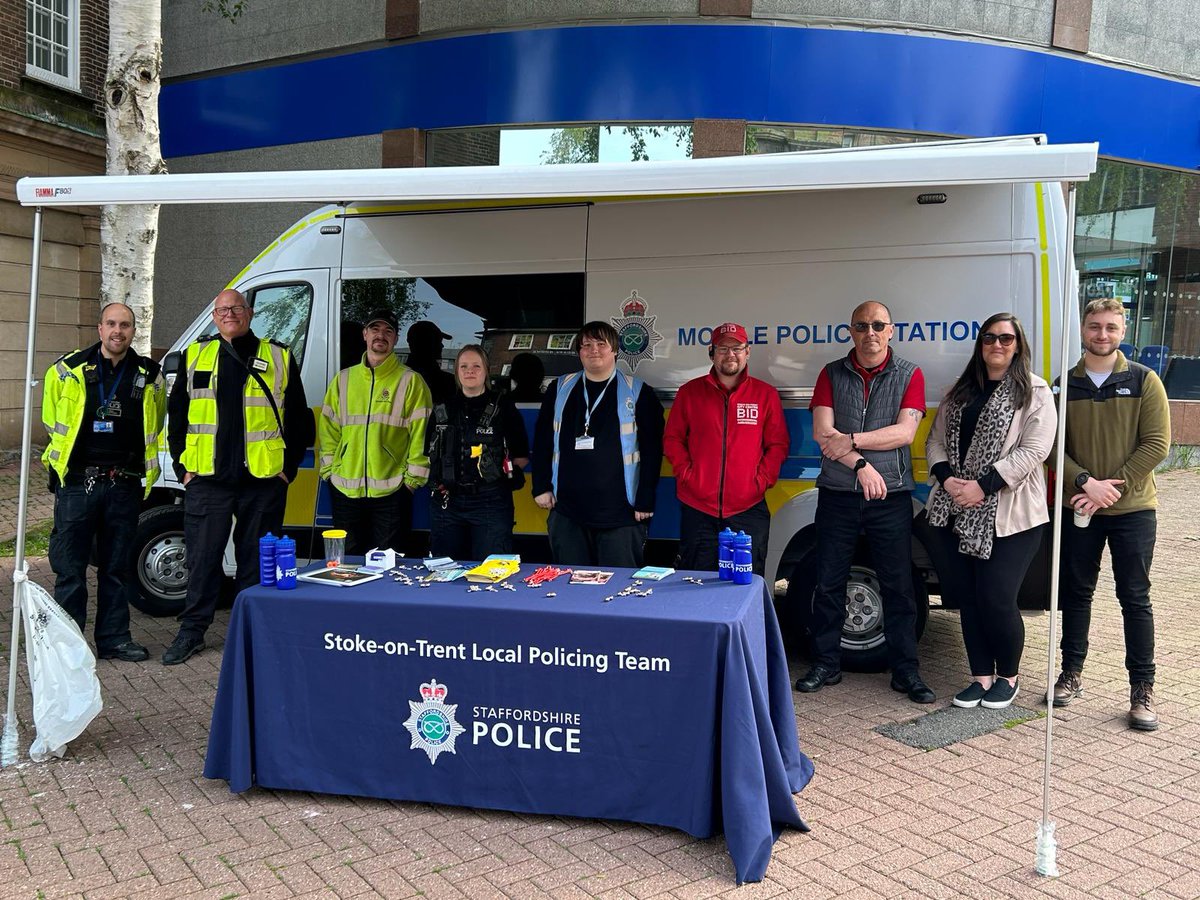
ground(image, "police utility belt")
xmin=64 ymin=467 xmax=142 ymax=493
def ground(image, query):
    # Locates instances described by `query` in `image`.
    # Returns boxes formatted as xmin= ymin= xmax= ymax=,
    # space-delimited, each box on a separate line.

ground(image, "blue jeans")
xmin=48 ymin=478 xmax=141 ymax=650
xmin=808 ymin=488 xmax=920 ymax=675
xmin=430 ymin=485 xmax=515 ymax=561
xmin=1059 ymin=509 xmax=1157 ymax=684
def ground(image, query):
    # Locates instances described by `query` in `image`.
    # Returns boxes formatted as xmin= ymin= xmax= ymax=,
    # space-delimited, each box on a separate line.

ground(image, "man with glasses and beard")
xmin=664 ymin=322 xmax=788 ymax=575
xmin=164 ymin=288 xmax=314 ymax=665
xmin=794 ymin=300 xmax=935 ymax=704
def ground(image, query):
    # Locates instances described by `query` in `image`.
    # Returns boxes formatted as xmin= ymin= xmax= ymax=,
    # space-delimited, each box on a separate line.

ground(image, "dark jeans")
xmin=329 ymin=484 xmax=414 ymax=556
xmin=48 ymin=478 xmax=141 ymax=651
xmin=180 ymin=475 xmax=288 ymax=637
xmin=809 ymin=488 xmax=920 ymax=676
xmin=1059 ymin=509 xmax=1157 ymax=684
xmin=678 ymin=499 xmax=770 ymax=575
xmin=925 ymin=523 xmax=1043 ymax=679
xmin=547 ymin=509 xmax=646 ymax=569
xmin=430 ymin=486 xmax=514 ymax=561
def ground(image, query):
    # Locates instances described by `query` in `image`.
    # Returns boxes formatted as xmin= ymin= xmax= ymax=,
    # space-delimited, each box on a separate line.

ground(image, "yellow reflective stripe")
xmin=52 ymin=421 xmax=69 ymax=435
xmin=330 ymin=473 xmax=365 ymax=490
xmin=48 ymin=448 xmax=60 ymax=461
xmin=247 ymin=429 xmax=282 ymax=442
xmin=367 ymin=473 xmax=406 ymax=491
xmin=408 ymin=464 xmax=431 ymax=478
xmin=143 ymin=433 xmax=158 ymax=446
xmin=187 ymin=423 xmax=218 ymax=435
xmin=245 ymin=396 xmax=275 ymax=407
xmin=319 ymin=453 xmax=333 ymax=467
xmin=321 ymin=404 xmax=337 ymax=419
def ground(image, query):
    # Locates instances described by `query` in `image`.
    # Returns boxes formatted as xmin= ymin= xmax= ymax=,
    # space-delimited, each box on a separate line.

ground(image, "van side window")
xmin=342 ymin=274 xmax=584 ymax=391
xmin=246 ymin=283 xmax=314 ymax=363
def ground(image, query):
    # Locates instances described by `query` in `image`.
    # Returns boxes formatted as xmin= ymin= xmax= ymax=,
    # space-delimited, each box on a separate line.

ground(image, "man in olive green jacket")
xmin=1051 ymin=298 xmax=1171 ymax=731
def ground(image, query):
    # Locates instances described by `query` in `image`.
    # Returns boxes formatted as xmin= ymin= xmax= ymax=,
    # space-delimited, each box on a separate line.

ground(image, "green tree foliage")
xmin=342 ymin=278 xmax=430 ymax=328
xmin=539 ymin=125 xmax=692 ymax=165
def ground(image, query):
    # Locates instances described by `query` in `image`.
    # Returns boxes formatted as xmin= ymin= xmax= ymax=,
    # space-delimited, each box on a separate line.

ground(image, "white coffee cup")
xmin=1073 ymin=506 xmax=1091 ymax=528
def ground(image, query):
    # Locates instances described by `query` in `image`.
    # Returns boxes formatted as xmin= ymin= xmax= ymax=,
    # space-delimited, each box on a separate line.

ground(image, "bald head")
xmin=849 ymin=299 xmax=894 ymax=368
xmin=212 ymin=288 xmax=252 ymax=340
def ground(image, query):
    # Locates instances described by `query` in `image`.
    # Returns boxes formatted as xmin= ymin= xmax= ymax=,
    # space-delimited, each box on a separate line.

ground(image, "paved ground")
xmin=0 ymin=454 xmax=56 ymax=545
xmin=0 ymin=467 xmax=1197 ymax=899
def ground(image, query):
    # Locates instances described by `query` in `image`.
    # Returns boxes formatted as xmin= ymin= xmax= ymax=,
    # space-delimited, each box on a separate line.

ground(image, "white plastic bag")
xmin=19 ymin=577 xmax=103 ymax=762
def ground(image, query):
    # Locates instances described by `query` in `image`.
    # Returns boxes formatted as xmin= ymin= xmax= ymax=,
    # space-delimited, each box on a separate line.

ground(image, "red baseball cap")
xmin=711 ymin=322 xmax=749 ymax=346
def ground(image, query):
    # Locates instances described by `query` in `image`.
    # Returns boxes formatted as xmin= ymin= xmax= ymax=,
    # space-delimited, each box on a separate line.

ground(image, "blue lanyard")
xmin=582 ymin=372 xmax=615 ymax=436
xmin=97 ymin=358 xmax=126 ymax=412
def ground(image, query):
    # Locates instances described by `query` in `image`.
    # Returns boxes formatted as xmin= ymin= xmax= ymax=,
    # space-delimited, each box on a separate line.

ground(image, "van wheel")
xmin=131 ymin=505 xmax=188 ymax=617
xmin=778 ymin=545 xmax=929 ymax=673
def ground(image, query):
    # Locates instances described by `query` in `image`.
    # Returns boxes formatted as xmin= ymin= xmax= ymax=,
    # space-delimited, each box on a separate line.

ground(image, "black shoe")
xmin=981 ymin=678 xmax=1019 ymax=710
xmin=952 ymin=681 xmax=988 ymax=709
xmin=795 ymin=665 xmax=842 ymax=693
xmin=97 ymin=640 xmax=149 ymax=662
xmin=891 ymin=672 xmax=936 ymax=704
xmin=162 ymin=633 xmax=206 ymax=666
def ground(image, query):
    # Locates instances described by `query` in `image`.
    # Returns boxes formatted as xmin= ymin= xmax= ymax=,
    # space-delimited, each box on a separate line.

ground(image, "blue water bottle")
xmin=275 ymin=534 xmax=297 ymax=590
xmin=733 ymin=531 xmax=753 ymax=585
xmin=718 ymin=527 xmax=736 ymax=580
xmin=259 ymin=532 xmax=278 ymax=586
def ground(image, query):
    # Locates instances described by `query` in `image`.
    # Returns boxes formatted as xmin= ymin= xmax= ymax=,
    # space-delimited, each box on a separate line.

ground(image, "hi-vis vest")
xmin=551 ymin=370 xmax=643 ymax=506
xmin=318 ymin=352 xmax=432 ymax=498
xmin=41 ymin=345 xmax=166 ymax=499
xmin=180 ymin=337 xmax=290 ymax=478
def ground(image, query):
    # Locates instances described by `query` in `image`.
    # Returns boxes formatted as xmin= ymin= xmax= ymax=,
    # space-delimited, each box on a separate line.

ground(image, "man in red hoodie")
xmin=664 ymin=322 xmax=789 ymax=574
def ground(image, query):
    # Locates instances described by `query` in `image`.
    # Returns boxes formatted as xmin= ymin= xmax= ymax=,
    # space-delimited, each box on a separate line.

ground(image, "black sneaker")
xmin=952 ymin=681 xmax=988 ymax=708
xmin=981 ymin=678 xmax=1019 ymax=709
xmin=97 ymin=640 xmax=149 ymax=662
xmin=162 ymin=633 xmax=206 ymax=666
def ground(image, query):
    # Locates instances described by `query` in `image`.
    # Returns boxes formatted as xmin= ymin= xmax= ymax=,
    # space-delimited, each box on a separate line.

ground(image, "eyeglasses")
xmin=851 ymin=321 xmax=891 ymax=333
xmin=981 ymin=333 xmax=1017 ymax=346
xmin=579 ymin=340 xmax=610 ymax=350
xmin=213 ymin=304 xmax=249 ymax=318
xmin=714 ymin=344 xmax=748 ymax=356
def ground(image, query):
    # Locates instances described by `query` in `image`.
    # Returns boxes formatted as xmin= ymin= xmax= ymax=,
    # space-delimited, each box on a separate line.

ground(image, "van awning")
xmin=16 ymin=135 xmax=1097 ymax=208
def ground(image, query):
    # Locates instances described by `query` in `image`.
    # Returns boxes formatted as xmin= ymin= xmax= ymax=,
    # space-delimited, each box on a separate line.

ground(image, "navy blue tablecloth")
xmin=205 ymin=565 xmax=813 ymax=883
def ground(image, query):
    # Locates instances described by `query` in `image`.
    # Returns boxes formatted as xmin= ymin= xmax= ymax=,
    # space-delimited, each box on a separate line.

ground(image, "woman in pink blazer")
xmin=925 ymin=312 xmax=1057 ymax=711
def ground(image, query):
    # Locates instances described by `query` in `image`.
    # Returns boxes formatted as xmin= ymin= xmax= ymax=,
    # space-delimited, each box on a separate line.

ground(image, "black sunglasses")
xmin=981 ymin=333 xmax=1017 ymax=346
xmin=851 ymin=321 xmax=890 ymax=333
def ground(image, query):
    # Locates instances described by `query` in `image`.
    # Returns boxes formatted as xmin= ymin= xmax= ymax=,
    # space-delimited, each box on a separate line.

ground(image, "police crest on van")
xmin=611 ymin=291 xmax=663 ymax=372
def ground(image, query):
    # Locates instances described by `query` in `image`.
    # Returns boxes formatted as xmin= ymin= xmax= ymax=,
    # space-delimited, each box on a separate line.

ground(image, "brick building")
xmin=0 ymin=0 xmax=107 ymax=447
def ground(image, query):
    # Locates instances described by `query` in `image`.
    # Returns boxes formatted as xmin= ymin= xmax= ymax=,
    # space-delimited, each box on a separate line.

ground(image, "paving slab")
xmin=0 ymin=469 xmax=1198 ymax=898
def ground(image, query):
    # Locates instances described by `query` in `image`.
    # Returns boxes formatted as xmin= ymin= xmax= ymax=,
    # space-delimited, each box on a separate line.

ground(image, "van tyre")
xmin=779 ymin=544 xmax=929 ymax=674
xmin=131 ymin=505 xmax=188 ymax=618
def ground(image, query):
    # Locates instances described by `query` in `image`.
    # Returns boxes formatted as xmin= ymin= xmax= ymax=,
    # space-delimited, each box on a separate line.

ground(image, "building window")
xmin=26 ymin=0 xmax=79 ymax=91
xmin=428 ymin=124 xmax=693 ymax=168
xmin=745 ymin=125 xmax=936 ymax=155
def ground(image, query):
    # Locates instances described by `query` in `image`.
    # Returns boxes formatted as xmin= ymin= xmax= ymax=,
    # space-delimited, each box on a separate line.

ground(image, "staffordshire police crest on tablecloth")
xmin=403 ymin=678 xmax=467 ymax=765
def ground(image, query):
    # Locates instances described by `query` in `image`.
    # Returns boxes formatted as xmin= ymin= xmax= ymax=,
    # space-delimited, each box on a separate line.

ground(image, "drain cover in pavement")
xmin=875 ymin=704 xmax=1043 ymax=750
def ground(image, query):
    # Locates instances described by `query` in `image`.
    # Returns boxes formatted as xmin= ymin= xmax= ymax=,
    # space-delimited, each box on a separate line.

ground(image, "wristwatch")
xmin=1074 ymin=472 xmax=1091 ymax=490
xmin=854 ymin=458 xmax=868 ymax=472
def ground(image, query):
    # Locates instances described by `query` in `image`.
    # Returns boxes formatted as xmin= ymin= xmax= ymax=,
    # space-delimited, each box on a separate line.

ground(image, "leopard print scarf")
xmin=927 ymin=375 xmax=1017 ymax=559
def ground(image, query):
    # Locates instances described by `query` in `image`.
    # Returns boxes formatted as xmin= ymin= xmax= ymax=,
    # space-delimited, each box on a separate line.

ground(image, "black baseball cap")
xmin=364 ymin=309 xmax=399 ymax=332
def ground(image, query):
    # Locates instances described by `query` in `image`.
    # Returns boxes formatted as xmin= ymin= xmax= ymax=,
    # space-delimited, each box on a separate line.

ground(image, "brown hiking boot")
xmin=1129 ymin=682 xmax=1159 ymax=731
xmin=1052 ymin=670 xmax=1082 ymax=707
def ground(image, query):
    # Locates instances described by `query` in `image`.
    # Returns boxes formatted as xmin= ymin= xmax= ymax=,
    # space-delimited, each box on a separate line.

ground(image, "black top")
xmin=168 ymin=330 xmax=313 ymax=484
xmin=68 ymin=347 xmax=145 ymax=473
xmin=532 ymin=373 xmax=664 ymax=528
xmin=931 ymin=380 xmax=1007 ymax=495
xmin=436 ymin=390 xmax=529 ymax=488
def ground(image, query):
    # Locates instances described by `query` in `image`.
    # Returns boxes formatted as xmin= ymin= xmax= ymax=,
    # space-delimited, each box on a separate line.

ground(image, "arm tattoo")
xmin=907 ymin=410 xmax=923 ymax=420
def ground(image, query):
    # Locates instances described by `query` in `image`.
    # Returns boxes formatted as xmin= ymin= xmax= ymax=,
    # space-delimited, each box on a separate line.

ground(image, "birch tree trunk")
xmin=102 ymin=0 xmax=166 ymax=357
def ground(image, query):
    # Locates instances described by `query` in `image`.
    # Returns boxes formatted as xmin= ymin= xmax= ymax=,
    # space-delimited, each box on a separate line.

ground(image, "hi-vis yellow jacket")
xmin=319 ymin=353 xmax=432 ymax=497
xmin=41 ymin=345 xmax=166 ymax=499
xmin=180 ymin=336 xmax=291 ymax=478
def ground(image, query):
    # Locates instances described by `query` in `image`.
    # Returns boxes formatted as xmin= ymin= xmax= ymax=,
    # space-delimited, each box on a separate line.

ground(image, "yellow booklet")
xmin=464 ymin=554 xmax=521 ymax=583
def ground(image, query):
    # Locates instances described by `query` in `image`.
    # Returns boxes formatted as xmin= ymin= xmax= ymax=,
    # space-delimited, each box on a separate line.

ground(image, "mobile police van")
xmin=66 ymin=135 xmax=1094 ymax=671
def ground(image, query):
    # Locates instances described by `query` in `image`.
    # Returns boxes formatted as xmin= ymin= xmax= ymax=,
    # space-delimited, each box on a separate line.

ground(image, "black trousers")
xmin=808 ymin=488 xmax=920 ymax=676
xmin=925 ymin=522 xmax=1043 ymax=679
xmin=678 ymin=499 xmax=770 ymax=575
xmin=48 ymin=478 xmax=141 ymax=651
xmin=329 ymin=484 xmax=414 ymax=556
xmin=547 ymin=509 xmax=646 ymax=569
xmin=430 ymin=485 xmax=515 ymax=561
xmin=180 ymin=475 xmax=287 ymax=636
xmin=1059 ymin=509 xmax=1157 ymax=684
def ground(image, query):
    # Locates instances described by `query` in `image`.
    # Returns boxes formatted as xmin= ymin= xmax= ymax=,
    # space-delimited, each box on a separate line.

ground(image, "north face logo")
xmin=1116 ymin=387 xmax=1131 ymax=395
xmin=736 ymin=403 xmax=758 ymax=424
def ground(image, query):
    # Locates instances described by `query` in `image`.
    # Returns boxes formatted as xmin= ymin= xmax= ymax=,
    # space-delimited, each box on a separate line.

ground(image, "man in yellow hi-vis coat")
xmin=41 ymin=302 xmax=166 ymax=661
xmin=319 ymin=308 xmax=432 ymax=556
xmin=165 ymin=288 xmax=314 ymax=665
